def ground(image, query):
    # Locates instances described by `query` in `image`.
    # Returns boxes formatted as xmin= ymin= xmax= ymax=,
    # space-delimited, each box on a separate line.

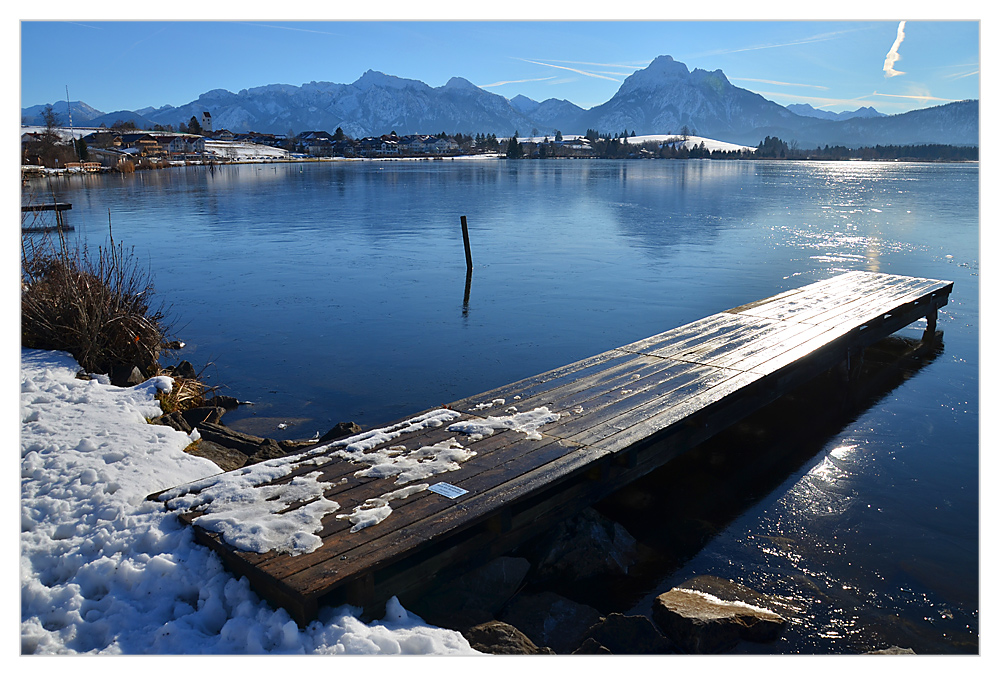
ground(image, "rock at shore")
xmin=572 ymin=638 xmax=613 ymax=655
xmin=180 ymin=406 xmax=226 ymax=428
xmin=184 ymin=440 xmax=248 ymax=472
xmin=167 ymin=360 xmax=198 ymax=380
xmin=464 ymin=621 xmax=555 ymax=655
xmin=111 ymin=364 xmax=145 ymax=388
xmin=409 ymin=556 xmax=531 ymax=630
xmin=519 ymin=507 xmax=638 ymax=584
xmin=579 ymin=612 xmax=677 ymax=654
xmin=204 ymin=394 xmax=241 ymax=411
xmin=498 ymin=591 xmax=603 ymax=654
xmin=319 ymin=421 xmax=363 ymax=443
xmin=652 ymin=578 xmax=787 ymax=653
xmin=194 ymin=422 xmax=270 ymax=456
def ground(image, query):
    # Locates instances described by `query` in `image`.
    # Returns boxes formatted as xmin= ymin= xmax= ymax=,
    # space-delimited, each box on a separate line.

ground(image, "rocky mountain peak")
xmin=624 ymin=55 xmax=690 ymax=85
xmin=442 ymin=76 xmax=478 ymax=90
xmin=352 ymin=70 xmax=421 ymax=90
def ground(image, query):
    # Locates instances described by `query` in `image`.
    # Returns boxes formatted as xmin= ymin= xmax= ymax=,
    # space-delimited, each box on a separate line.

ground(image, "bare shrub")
xmin=21 ymin=226 xmax=171 ymax=377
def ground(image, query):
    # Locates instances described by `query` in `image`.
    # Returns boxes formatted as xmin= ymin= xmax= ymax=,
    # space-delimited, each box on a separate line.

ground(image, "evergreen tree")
xmin=506 ymin=136 xmax=523 ymax=159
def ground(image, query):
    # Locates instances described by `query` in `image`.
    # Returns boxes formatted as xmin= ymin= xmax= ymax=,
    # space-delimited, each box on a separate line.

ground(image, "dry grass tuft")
xmin=152 ymin=365 xmax=218 ymax=414
xmin=21 ymin=224 xmax=170 ymax=376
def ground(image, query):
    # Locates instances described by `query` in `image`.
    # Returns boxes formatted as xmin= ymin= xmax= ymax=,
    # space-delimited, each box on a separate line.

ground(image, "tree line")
xmin=739 ymin=136 xmax=978 ymax=162
xmin=507 ymin=132 xmax=977 ymax=162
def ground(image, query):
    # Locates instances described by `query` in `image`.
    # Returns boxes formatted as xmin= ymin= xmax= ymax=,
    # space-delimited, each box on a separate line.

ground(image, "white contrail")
xmin=516 ymin=58 xmax=622 ymax=82
xmin=480 ymin=76 xmax=556 ymax=88
xmin=883 ymin=21 xmax=907 ymax=78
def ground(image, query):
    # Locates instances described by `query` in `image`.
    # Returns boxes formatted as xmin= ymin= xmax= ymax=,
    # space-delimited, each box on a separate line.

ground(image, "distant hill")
xmin=85 ymin=110 xmax=161 ymax=130
xmin=21 ymin=100 xmax=104 ymax=126
xmin=785 ymin=103 xmax=886 ymax=121
xmin=21 ymin=56 xmax=979 ymax=147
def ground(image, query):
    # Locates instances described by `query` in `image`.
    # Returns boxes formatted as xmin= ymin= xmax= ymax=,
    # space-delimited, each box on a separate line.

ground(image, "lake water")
xmin=36 ymin=159 xmax=979 ymax=653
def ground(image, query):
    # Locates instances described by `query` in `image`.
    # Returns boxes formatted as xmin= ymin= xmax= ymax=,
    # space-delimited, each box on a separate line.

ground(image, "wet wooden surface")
xmin=152 ymin=270 xmax=952 ymax=624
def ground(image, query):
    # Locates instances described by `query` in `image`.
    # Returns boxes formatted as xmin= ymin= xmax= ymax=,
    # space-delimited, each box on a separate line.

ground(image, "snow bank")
xmin=19 ymin=349 xmax=477 ymax=655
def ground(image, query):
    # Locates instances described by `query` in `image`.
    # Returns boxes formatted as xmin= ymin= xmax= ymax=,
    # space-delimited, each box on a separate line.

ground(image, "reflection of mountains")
xmin=597 ymin=160 xmax=765 ymax=254
xmin=524 ymin=331 xmax=945 ymax=612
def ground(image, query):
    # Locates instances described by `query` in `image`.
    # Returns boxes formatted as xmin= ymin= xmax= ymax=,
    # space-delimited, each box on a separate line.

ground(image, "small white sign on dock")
xmin=428 ymin=482 xmax=468 ymax=499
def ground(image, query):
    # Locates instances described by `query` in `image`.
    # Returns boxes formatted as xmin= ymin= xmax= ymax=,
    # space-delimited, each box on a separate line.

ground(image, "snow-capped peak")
xmin=442 ymin=76 xmax=479 ymax=91
xmin=352 ymin=69 xmax=420 ymax=90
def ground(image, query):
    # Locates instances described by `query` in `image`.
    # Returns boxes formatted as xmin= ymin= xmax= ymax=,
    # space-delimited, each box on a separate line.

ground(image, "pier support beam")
xmin=923 ymin=307 xmax=938 ymax=343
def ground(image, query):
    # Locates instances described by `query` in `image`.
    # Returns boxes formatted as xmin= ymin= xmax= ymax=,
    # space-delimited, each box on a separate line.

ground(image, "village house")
xmin=165 ymin=135 xmax=207 ymax=160
xmin=115 ymin=133 xmax=164 ymax=158
xmin=360 ymin=137 xmax=399 ymax=157
xmin=296 ymin=131 xmax=334 ymax=156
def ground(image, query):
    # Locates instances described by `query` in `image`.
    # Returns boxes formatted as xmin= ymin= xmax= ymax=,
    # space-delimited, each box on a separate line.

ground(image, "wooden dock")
xmin=151 ymin=270 xmax=952 ymax=625
xmin=21 ymin=202 xmax=73 ymax=233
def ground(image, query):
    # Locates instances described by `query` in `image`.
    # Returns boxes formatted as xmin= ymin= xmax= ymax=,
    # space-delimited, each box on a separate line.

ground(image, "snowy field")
xmin=628 ymin=134 xmax=756 ymax=153
xmin=512 ymin=134 xmax=755 ymax=153
xmin=18 ymin=348 xmax=479 ymax=655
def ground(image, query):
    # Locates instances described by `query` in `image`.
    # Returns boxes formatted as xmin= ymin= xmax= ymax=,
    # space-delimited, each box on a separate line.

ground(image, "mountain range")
xmin=22 ymin=55 xmax=979 ymax=148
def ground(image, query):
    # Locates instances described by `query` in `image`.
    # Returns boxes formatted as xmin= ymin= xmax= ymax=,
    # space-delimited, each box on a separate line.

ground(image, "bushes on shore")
xmin=21 ymin=227 xmax=170 ymax=378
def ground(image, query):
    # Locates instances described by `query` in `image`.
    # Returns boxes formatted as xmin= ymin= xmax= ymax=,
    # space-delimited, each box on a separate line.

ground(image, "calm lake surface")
xmin=39 ymin=159 xmax=979 ymax=653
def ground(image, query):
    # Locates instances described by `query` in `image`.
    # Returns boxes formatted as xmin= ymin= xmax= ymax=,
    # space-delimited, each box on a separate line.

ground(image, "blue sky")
xmin=18 ymin=14 xmax=981 ymax=117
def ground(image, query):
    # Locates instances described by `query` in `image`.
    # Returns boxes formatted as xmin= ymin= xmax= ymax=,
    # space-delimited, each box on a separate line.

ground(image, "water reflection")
xmin=529 ymin=332 xmax=976 ymax=654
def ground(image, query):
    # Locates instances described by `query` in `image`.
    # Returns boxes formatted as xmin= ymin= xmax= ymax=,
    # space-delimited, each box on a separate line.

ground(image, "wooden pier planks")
xmin=151 ymin=271 xmax=953 ymax=624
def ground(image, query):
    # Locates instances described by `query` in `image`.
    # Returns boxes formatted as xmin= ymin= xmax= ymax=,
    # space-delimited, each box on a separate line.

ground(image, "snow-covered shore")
xmin=18 ymin=348 xmax=479 ymax=655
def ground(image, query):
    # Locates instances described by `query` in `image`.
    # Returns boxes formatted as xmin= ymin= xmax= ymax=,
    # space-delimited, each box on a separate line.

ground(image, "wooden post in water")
xmin=460 ymin=215 xmax=473 ymax=272
xmin=461 ymin=216 xmax=474 ymax=315
xmin=463 ymin=269 xmax=473 ymax=314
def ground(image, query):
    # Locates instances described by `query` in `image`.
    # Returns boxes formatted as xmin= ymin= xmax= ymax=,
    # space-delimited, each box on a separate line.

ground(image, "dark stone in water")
xmin=204 ymin=395 xmax=241 ymax=411
xmin=170 ymin=360 xmax=197 ymax=379
xmin=319 ymin=422 xmax=363 ymax=443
